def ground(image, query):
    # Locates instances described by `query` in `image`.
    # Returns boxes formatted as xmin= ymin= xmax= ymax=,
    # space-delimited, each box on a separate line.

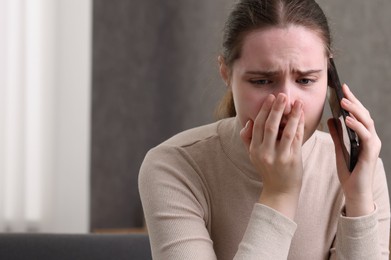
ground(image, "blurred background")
xmin=0 ymin=0 xmax=390 ymax=233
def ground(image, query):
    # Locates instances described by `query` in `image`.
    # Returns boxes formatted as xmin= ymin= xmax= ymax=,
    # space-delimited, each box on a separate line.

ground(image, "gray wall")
xmin=90 ymin=0 xmax=391 ymax=230
xmin=90 ymin=0 xmax=232 ymax=230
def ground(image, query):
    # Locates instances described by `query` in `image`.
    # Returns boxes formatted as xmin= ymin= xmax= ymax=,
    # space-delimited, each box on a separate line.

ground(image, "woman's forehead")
xmin=236 ymin=25 xmax=327 ymax=69
xmin=243 ymin=25 xmax=325 ymax=53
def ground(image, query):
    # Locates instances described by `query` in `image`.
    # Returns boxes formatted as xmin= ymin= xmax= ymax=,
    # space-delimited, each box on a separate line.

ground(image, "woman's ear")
xmin=218 ymin=55 xmax=230 ymax=88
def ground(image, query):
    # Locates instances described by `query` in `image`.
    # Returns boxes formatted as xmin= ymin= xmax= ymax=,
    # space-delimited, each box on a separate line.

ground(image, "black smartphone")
xmin=327 ymin=58 xmax=359 ymax=172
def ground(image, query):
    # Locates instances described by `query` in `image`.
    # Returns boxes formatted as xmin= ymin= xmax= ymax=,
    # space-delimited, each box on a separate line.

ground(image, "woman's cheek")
xmin=232 ymin=81 xmax=270 ymax=125
xmin=245 ymin=95 xmax=268 ymax=122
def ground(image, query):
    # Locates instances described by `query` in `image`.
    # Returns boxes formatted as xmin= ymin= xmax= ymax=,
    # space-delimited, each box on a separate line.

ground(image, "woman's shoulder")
xmin=162 ymin=121 xmax=221 ymax=148
xmin=143 ymin=118 xmax=234 ymax=161
xmin=139 ymin=118 xmax=235 ymax=193
xmin=157 ymin=117 xmax=236 ymax=148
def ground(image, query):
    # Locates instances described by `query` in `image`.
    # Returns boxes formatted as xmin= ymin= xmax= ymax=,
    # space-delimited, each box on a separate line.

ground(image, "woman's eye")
xmin=297 ymin=78 xmax=315 ymax=85
xmin=249 ymin=79 xmax=272 ymax=85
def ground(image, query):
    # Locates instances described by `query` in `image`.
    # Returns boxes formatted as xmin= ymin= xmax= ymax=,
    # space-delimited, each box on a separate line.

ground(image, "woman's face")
xmin=222 ymin=25 xmax=328 ymax=143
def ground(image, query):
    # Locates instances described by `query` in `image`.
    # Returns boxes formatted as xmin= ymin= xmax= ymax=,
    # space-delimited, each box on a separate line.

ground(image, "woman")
xmin=139 ymin=0 xmax=390 ymax=259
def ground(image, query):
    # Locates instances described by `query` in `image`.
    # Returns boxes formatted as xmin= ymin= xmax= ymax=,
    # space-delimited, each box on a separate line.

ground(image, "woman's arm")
xmin=139 ymin=144 xmax=299 ymax=259
xmin=139 ymin=146 xmax=217 ymax=260
xmin=329 ymin=159 xmax=390 ymax=259
xmin=328 ymin=84 xmax=390 ymax=259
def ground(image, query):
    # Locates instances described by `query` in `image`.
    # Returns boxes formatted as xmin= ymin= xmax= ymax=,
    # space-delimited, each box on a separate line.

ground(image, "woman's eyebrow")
xmin=244 ymin=70 xmax=280 ymax=77
xmin=294 ymin=69 xmax=323 ymax=75
xmin=244 ymin=69 xmax=322 ymax=76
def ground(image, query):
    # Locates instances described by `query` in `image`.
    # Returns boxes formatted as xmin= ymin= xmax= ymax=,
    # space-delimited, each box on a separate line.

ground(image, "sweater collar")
xmin=218 ymin=116 xmax=317 ymax=182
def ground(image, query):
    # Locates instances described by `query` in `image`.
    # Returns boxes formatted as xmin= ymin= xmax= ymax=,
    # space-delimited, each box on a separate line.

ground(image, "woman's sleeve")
xmin=139 ymin=145 xmax=298 ymax=260
xmin=329 ymin=158 xmax=390 ymax=260
xmin=139 ymin=146 xmax=217 ymax=259
xmin=233 ymin=204 xmax=297 ymax=260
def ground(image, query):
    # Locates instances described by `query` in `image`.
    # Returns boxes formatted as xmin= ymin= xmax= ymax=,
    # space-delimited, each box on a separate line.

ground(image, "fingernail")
xmin=244 ymin=120 xmax=250 ymax=130
xmin=342 ymin=98 xmax=350 ymax=105
xmin=278 ymin=94 xmax=286 ymax=103
xmin=266 ymin=94 xmax=275 ymax=104
xmin=346 ymin=116 xmax=354 ymax=123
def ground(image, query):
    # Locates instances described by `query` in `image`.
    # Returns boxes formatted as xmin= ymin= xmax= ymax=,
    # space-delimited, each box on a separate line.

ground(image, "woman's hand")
xmin=240 ymin=93 xmax=305 ymax=220
xmin=327 ymin=84 xmax=381 ymax=217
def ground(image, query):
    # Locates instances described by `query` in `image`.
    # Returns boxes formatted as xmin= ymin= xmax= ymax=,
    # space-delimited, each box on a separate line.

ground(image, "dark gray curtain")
xmin=91 ymin=0 xmax=233 ymax=230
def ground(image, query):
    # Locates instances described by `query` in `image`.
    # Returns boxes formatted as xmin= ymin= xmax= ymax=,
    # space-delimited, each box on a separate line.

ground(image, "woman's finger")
xmin=291 ymin=109 xmax=305 ymax=153
xmin=341 ymin=84 xmax=372 ymax=130
xmin=261 ymin=94 xmax=287 ymax=149
xmin=345 ymin=115 xmax=381 ymax=160
xmin=341 ymin=97 xmax=372 ymax=130
xmin=251 ymin=94 xmax=275 ymax=147
xmin=341 ymin=84 xmax=381 ymax=158
xmin=279 ymin=100 xmax=303 ymax=152
xmin=342 ymin=84 xmax=365 ymax=109
xmin=240 ymin=120 xmax=253 ymax=152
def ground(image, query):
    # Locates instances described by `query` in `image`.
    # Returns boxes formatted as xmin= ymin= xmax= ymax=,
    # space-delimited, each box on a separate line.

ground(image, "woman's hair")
xmin=215 ymin=0 xmax=331 ymax=119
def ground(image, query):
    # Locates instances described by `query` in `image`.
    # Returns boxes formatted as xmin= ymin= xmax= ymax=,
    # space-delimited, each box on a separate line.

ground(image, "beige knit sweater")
xmin=139 ymin=117 xmax=390 ymax=259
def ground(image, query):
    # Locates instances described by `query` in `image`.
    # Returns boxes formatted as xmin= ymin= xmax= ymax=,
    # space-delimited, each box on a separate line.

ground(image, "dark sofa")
xmin=0 ymin=233 xmax=151 ymax=260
